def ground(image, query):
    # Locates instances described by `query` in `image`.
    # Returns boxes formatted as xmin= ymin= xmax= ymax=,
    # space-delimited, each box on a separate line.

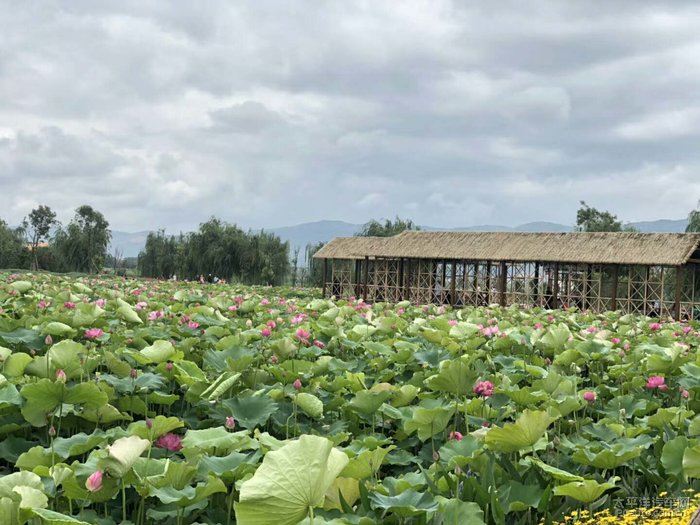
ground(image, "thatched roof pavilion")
xmin=314 ymin=231 xmax=700 ymax=319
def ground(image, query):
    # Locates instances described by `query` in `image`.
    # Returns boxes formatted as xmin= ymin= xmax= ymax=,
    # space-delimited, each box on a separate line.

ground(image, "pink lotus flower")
xmin=260 ymin=328 xmax=271 ymax=337
xmin=290 ymin=314 xmax=307 ymax=325
xmin=683 ymin=326 xmax=692 ymax=335
xmin=94 ymin=298 xmax=107 ymax=307
xmin=649 ymin=322 xmax=662 ymax=331
xmin=448 ymin=319 xmax=458 ymax=326
xmin=611 ymin=337 xmax=621 ymax=344
xmin=148 ymin=310 xmax=164 ymax=321
xmin=225 ymin=416 xmax=236 ymax=430
xmin=228 ymin=305 xmax=238 ymax=311
xmin=448 ymin=431 xmax=463 ymax=441
xmin=534 ymin=323 xmax=544 ymax=329
xmin=473 ymin=380 xmax=494 ymax=397
xmin=293 ymin=378 xmax=302 ymax=391
xmin=37 ymin=300 xmax=49 ymax=309
xmin=64 ymin=301 xmax=76 ymax=309
xmin=547 ymin=315 xmax=555 ymax=322
xmin=132 ymin=289 xmax=142 ymax=296
xmin=135 ymin=301 xmax=148 ymax=310
xmin=55 ymin=369 xmax=67 ymax=383
xmin=85 ymin=470 xmax=103 ymax=492
xmin=296 ymin=328 xmax=311 ymax=340
xmin=84 ymin=328 xmax=104 ymax=339
xmin=480 ymin=326 xmax=499 ymax=337
xmin=187 ymin=321 xmax=199 ymax=329
xmin=681 ymin=389 xmax=690 ymax=399
xmin=155 ymin=433 xmax=182 ymax=452
xmin=270 ymin=355 xmax=278 ymax=364
xmin=397 ymin=308 xmax=405 ymax=315
xmin=645 ymin=375 xmax=666 ymax=390
xmin=583 ymin=391 xmax=596 ymax=402
xmin=260 ymin=298 xmax=271 ymax=305
xmin=313 ymin=339 xmax=325 ymax=349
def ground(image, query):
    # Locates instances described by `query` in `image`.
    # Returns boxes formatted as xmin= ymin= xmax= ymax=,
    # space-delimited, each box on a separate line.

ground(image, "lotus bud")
xmin=45 ymin=335 xmax=53 ymax=346
xmin=55 ymin=369 xmax=67 ymax=383
xmin=583 ymin=391 xmax=596 ymax=402
xmin=246 ymin=320 xmax=253 ymax=328
xmin=225 ymin=416 xmax=236 ymax=430
xmin=682 ymin=389 xmax=690 ymax=399
xmin=48 ymin=426 xmax=56 ymax=438
xmin=146 ymin=418 xmax=153 ymax=429
xmin=270 ymin=355 xmax=278 ymax=364
xmin=130 ymin=368 xmax=138 ymax=379
xmin=552 ymin=436 xmax=561 ymax=447
xmin=165 ymin=361 xmax=174 ymax=372
xmin=86 ymin=470 xmax=103 ymax=492
xmin=432 ymin=450 xmax=440 ymax=462
xmin=293 ymin=378 xmax=302 ymax=391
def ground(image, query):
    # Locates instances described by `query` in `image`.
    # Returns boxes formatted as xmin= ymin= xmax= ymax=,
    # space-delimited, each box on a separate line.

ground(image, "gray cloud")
xmin=1 ymin=0 xmax=699 ymax=232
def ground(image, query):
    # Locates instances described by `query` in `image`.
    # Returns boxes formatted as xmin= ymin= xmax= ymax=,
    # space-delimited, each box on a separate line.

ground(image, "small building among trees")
xmin=313 ymin=231 xmax=700 ymax=319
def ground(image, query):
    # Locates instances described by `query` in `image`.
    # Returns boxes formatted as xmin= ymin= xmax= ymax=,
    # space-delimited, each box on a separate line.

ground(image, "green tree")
xmin=0 ymin=219 xmax=27 ymax=269
xmin=304 ymin=241 xmax=325 ymax=287
xmin=686 ymin=201 xmax=700 ymax=233
xmin=575 ymin=202 xmax=637 ymax=232
xmin=357 ymin=216 xmax=419 ymax=237
xmin=54 ymin=205 xmax=111 ymax=273
xmin=22 ymin=205 xmax=57 ymax=270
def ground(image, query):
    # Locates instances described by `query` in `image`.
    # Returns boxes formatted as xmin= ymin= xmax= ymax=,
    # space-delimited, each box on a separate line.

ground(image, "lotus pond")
xmin=0 ymin=272 xmax=699 ymax=525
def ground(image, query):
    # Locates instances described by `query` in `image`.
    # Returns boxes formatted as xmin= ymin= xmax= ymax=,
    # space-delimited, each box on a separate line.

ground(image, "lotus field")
xmin=1 ymin=273 xmax=700 ymax=525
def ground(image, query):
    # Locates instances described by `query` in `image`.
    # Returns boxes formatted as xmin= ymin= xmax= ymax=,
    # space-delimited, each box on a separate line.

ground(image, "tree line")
xmin=137 ymin=219 xmax=290 ymax=286
xmin=0 ymin=204 xmax=111 ymax=273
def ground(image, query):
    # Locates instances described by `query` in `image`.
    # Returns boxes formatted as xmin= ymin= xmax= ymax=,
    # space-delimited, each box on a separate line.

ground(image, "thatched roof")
xmin=313 ymin=231 xmax=700 ymax=266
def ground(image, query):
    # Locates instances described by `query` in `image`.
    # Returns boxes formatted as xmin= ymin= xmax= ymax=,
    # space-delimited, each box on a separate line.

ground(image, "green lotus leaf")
xmin=0 ymin=382 xmax=22 ymax=408
xmin=98 ymin=435 xmax=150 ymax=478
xmin=392 ymin=384 xmax=419 ymax=407
xmin=348 ymin=390 xmax=392 ymax=415
xmin=485 ymin=410 xmax=557 ymax=453
xmin=437 ymin=498 xmax=486 ymax=525
xmin=20 ymin=380 xmax=108 ymax=427
xmin=690 ymin=416 xmax=700 ymax=437
xmin=4 ymin=352 xmax=34 ymax=378
xmin=539 ymin=324 xmax=572 ymax=351
xmin=234 ymin=434 xmax=349 ymax=525
xmin=117 ymin=305 xmax=143 ymax=324
xmin=527 ymin=458 xmax=583 ymax=482
xmin=369 ymin=489 xmax=439 ymax=517
xmin=201 ymin=371 xmax=240 ymax=400
xmin=42 ymin=322 xmax=76 ymax=337
xmin=683 ymin=444 xmax=700 ymax=479
xmin=553 ymin=477 xmax=618 ymax=504
xmin=10 ymin=281 xmax=32 ymax=293
xmin=128 ymin=416 xmax=184 ymax=440
xmin=438 ymin=436 xmax=483 ymax=469
xmin=149 ymin=474 xmax=226 ymax=507
xmin=661 ymin=436 xmax=688 ymax=480
xmin=340 ymin=446 xmax=394 ymax=479
xmin=182 ymin=427 xmax=256 ymax=454
xmin=572 ymin=447 xmax=642 ymax=469
xmin=294 ymin=392 xmax=324 ymax=419
xmin=404 ymin=401 xmax=455 ymax=442
xmin=222 ymin=393 xmax=278 ymax=429
xmin=30 ymin=508 xmax=91 ymax=524
xmin=135 ymin=340 xmax=180 ymax=364
xmin=501 ymin=481 xmax=544 ymax=513
xmin=52 ymin=432 xmax=108 ymax=459
xmin=424 ymin=356 xmax=478 ymax=396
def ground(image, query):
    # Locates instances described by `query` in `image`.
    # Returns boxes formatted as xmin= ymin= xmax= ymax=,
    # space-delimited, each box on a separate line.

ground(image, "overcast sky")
xmin=1 ymin=1 xmax=700 ymax=232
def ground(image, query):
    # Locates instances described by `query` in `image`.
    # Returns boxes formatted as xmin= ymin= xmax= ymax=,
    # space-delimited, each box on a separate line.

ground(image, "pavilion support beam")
xmin=611 ymin=265 xmax=619 ymax=311
xmin=485 ymin=261 xmax=492 ymax=304
xmin=322 ymin=259 xmax=329 ymax=297
xmin=499 ymin=261 xmax=507 ymax=307
xmin=363 ymin=256 xmax=369 ymax=301
xmin=675 ymin=265 xmax=684 ymax=320
xmin=450 ymin=260 xmax=457 ymax=306
xmin=398 ymin=259 xmax=405 ymax=300
xmin=552 ymin=263 xmax=559 ymax=309
xmin=533 ymin=262 xmax=540 ymax=306
xmin=354 ymin=259 xmax=361 ymax=297
xmin=582 ymin=264 xmax=591 ymax=311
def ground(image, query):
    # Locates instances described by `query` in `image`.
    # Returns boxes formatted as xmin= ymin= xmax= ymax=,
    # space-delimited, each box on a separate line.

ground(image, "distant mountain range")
xmin=110 ymin=218 xmax=690 ymax=260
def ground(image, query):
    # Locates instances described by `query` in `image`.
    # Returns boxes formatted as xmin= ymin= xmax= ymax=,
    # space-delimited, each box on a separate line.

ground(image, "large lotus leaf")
xmin=3 ymin=353 xmax=33 ymax=377
xmin=424 ymin=356 xmax=478 ymax=396
xmin=553 ymin=478 xmax=618 ymax=504
xmin=485 ymin=410 xmax=557 ymax=453
xmin=182 ymin=427 xmax=256 ymax=454
xmin=294 ymin=393 xmax=323 ymax=419
xmin=527 ymin=458 xmax=583 ymax=482
xmin=98 ymin=435 xmax=150 ymax=478
xmin=437 ymin=498 xmax=486 ymax=525
xmin=201 ymin=371 xmax=240 ymax=400
xmin=340 ymin=446 xmax=394 ymax=479
xmin=52 ymin=432 xmax=108 ymax=459
xmin=117 ymin=305 xmax=143 ymax=324
xmin=404 ymin=401 xmax=455 ymax=442
xmin=323 ymin=477 xmax=360 ymax=511
xmin=661 ymin=436 xmax=688 ymax=480
xmin=690 ymin=416 xmax=700 ymax=437
xmin=391 ymin=385 xmax=419 ymax=407
xmin=683 ymin=444 xmax=700 ymax=478
xmin=500 ymin=481 xmax=544 ymax=513
xmin=80 ymin=404 xmax=130 ymax=424
xmin=42 ymin=322 xmax=76 ymax=337
xmin=539 ymin=324 xmax=572 ymax=351
xmin=0 ymin=381 xmax=22 ymax=407
xmin=197 ymin=450 xmax=261 ymax=481
xmin=9 ymin=280 xmax=32 ymax=293
xmin=0 ymin=328 xmax=44 ymax=348
xmin=0 ymin=470 xmax=48 ymax=523
xmin=438 ymin=435 xmax=483 ymax=469
xmin=149 ymin=474 xmax=226 ymax=507
xmin=133 ymin=340 xmax=181 ymax=365
xmin=348 ymin=390 xmax=392 ymax=415
xmin=369 ymin=490 xmax=439 ymax=517
xmin=129 ymin=416 xmax=183 ymax=441
xmin=30 ymin=508 xmax=91 ymax=524
xmin=222 ymin=393 xmax=278 ymax=429
xmin=20 ymin=380 xmax=108 ymax=427
xmin=572 ymin=446 xmax=642 ymax=469
xmin=234 ymin=434 xmax=349 ymax=525
xmin=47 ymin=340 xmax=85 ymax=374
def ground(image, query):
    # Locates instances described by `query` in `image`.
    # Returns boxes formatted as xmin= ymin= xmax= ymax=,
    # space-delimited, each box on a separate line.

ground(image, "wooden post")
xmin=552 ymin=262 xmax=559 ymax=309
xmin=363 ymin=256 xmax=369 ymax=300
xmin=450 ymin=260 xmax=457 ymax=306
xmin=354 ymin=259 xmax=361 ymax=297
xmin=485 ymin=261 xmax=492 ymax=304
xmin=404 ymin=259 xmax=411 ymax=300
xmin=533 ymin=262 xmax=540 ymax=306
xmin=582 ymin=264 xmax=591 ymax=311
xmin=322 ymin=259 xmax=329 ymax=297
xmin=398 ymin=259 xmax=405 ymax=300
xmin=499 ymin=261 xmax=507 ymax=307
xmin=611 ymin=265 xmax=619 ymax=311
xmin=675 ymin=265 xmax=684 ymax=320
